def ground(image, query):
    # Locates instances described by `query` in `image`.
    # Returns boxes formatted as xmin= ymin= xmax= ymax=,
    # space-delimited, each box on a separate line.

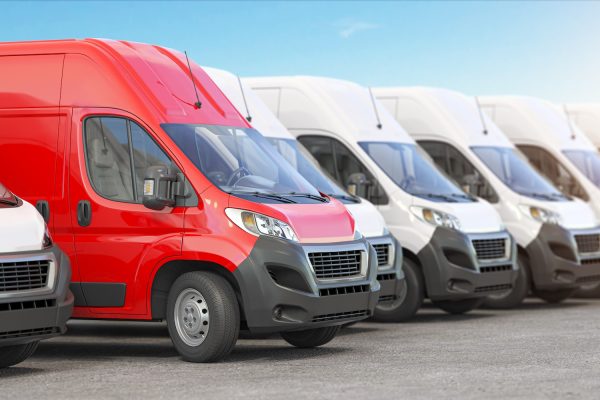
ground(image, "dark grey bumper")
xmin=233 ymin=236 xmax=380 ymax=333
xmin=0 ymin=245 xmax=74 ymax=347
xmin=368 ymin=235 xmax=405 ymax=303
xmin=417 ymin=227 xmax=518 ymax=301
xmin=525 ymin=224 xmax=600 ymax=291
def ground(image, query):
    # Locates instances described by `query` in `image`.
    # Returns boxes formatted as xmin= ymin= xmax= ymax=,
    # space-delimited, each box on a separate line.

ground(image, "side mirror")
xmin=143 ymin=165 xmax=178 ymax=210
xmin=346 ymin=172 xmax=370 ymax=198
xmin=461 ymin=173 xmax=483 ymax=196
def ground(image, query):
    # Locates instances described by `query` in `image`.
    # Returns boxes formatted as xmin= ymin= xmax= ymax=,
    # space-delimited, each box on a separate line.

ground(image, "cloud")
xmin=337 ymin=20 xmax=380 ymax=39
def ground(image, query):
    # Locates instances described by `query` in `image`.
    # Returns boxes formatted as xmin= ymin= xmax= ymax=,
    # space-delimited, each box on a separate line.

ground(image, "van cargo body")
xmin=564 ymin=104 xmax=600 ymax=151
xmin=205 ymin=67 xmax=406 ymax=320
xmin=375 ymin=87 xmax=600 ymax=306
xmin=0 ymin=40 xmax=379 ymax=362
xmin=248 ymin=76 xmax=517 ymax=317
xmin=0 ymin=183 xmax=73 ymax=368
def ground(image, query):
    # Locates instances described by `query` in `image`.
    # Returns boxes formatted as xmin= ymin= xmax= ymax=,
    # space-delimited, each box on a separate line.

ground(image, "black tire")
xmin=373 ymin=258 xmax=424 ymax=322
xmin=573 ymin=283 xmax=600 ymax=298
xmin=166 ymin=271 xmax=239 ymax=363
xmin=281 ymin=326 xmax=339 ymax=348
xmin=433 ymin=297 xmax=484 ymax=315
xmin=0 ymin=342 xmax=39 ymax=368
xmin=482 ymin=256 xmax=529 ymax=309
xmin=533 ymin=288 xmax=576 ymax=304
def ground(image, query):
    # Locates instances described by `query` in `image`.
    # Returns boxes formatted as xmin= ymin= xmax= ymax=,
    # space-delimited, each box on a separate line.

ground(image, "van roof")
xmin=564 ymin=103 xmax=600 ymax=146
xmin=203 ymin=67 xmax=291 ymax=139
xmin=245 ymin=76 xmax=414 ymax=144
xmin=479 ymin=96 xmax=595 ymax=152
xmin=0 ymin=39 xmax=248 ymax=127
xmin=373 ymin=87 xmax=513 ymax=149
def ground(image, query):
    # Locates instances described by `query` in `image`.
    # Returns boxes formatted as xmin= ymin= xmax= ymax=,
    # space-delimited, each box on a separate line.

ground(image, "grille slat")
xmin=0 ymin=327 xmax=58 ymax=340
xmin=0 ymin=260 xmax=50 ymax=292
xmin=575 ymin=234 xmax=600 ymax=254
xmin=319 ymin=284 xmax=370 ymax=297
xmin=309 ymin=250 xmax=362 ymax=279
xmin=479 ymin=264 xmax=513 ymax=273
xmin=377 ymin=273 xmax=396 ymax=281
xmin=312 ymin=310 xmax=368 ymax=322
xmin=372 ymin=244 xmax=390 ymax=267
xmin=472 ymin=238 xmax=507 ymax=261
xmin=474 ymin=284 xmax=512 ymax=293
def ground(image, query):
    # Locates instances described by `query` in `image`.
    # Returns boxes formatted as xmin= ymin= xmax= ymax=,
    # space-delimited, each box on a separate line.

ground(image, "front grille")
xmin=320 ymin=284 xmax=369 ymax=297
xmin=372 ymin=244 xmax=390 ymax=267
xmin=308 ymin=250 xmax=362 ymax=279
xmin=0 ymin=299 xmax=56 ymax=312
xmin=0 ymin=260 xmax=50 ymax=292
xmin=0 ymin=327 xmax=58 ymax=340
xmin=312 ymin=310 xmax=368 ymax=323
xmin=581 ymin=258 xmax=600 ymax=266
xmin=377 ymin=273 xmax=396 ymax=281
xmin=575 ymin=234 xmax=600 ymax=254
xmin=479 ymin=264 xmax=513 ymax=273
xmin=472 ymin=238 xmax=507 ymax=261
xmin=576 ymin=275 xmax=600 ymax=284
xmin=474 ymin=284 xmax=512 ymax=293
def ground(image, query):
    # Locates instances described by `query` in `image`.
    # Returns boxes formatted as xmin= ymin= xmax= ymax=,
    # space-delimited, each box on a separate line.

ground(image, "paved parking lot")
xmin=2 ymin=298 xmax=600 ymax=399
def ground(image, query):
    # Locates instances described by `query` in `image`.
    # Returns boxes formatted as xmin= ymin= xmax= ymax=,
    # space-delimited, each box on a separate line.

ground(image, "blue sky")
xmin=3 ymin=1 xmax=600 ymax=102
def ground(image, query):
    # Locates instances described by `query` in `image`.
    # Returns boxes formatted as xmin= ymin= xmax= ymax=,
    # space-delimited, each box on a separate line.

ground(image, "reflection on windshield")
xmin=563 ymin=150 xmax=600 ymax=188
xmin=472 ymin=146 xmax=567 ymax=201
xmin=0 ymin=182 xmax=17 ymax=206
xmin=162 ymin=124 xmax=320 ymax=198
xmin=359 ymin=141 xmax=473 ymax=202
xmin=268 ymin=138 xmax=358 ymax=202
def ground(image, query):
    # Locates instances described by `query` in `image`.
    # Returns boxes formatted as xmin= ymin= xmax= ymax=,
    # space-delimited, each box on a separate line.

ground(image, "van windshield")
xmin=0 ymin=182 xmax=18 ymax=206
xmin=268 ymin=138 xmax=358 ymax=203
xmin=563 ymin=149 xmax=600 ymax=188
xmin=359 ymin=141 xmax=474 ymax=203
xmin=162 ymin=124 xmax=324 ymax=203
xmin=472 ymin=146 xmax=568 ymax=201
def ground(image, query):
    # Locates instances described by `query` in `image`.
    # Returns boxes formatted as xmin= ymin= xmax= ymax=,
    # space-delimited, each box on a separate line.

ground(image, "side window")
xmin=85 ymin=117 xmax=174 ymax=203
xmin=419 ymin=141 xmax=499 ymax=203
xmin=517 ymin=145 xmax=588 ymax=201
xmin=298 ymin=135 xmax=388 ymax=205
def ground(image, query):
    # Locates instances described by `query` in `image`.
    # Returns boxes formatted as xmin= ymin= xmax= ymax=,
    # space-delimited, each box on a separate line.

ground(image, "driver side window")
xmin=418 ymin=140 xmax=499 ymax=203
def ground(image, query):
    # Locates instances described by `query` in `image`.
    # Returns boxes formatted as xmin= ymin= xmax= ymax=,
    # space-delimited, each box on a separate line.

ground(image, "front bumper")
xmin=526 ymin=224 xmax=600 ymax=291
xmin=367 ymin=235 xmax=406 ymax=304
xmin=233 ymin=236 xmax=380 ymax=333
xmin=0 ymin=245 xmax=74 ymax=347
xmin=417 ymin=227 xmax=518 ymax=301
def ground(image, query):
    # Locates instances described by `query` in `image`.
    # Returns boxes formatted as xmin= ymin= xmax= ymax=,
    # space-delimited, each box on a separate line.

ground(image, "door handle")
xmin=35 ymin=200 xmax=50 ymax=223
xmin=77 ymin=200 xmax=92 ymax=227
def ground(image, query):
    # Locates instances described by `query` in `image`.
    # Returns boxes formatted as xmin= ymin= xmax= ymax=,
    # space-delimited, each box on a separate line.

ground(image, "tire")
xmin=533 ymin=288 xmax=576 ymax=304
xmin=433 ymin=297 xmax=484 ymax=315
xmin=281 ymin=326 xmax=340 ymax=348
xmin=372 ymin=258 xmax=424 ymax=322
xmin=0 ymin=342 xmax=39 ymax=368
xmin=573 ymin=283 xmax=600 ymax=298
xmin=166 ymin=271 xmax=239 ymax=363
xmin=483 ymin=256 xmax=529 ymax=309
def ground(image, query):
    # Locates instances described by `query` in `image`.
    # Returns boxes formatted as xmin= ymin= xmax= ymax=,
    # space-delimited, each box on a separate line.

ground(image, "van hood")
xmin=412 ymin=196 xmax=504 ymax=234
xmin=525 ymin=197 xmax=599 ymax=230
xmin=345 ymin=199 xmax=387 ymax=238
xmin=0 ymin=200 xmax=45 ymax=253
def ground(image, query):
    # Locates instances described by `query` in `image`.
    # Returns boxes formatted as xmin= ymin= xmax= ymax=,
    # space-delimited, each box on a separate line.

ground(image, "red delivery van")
xmin=0 ymin=39 xmax=380 ymax=362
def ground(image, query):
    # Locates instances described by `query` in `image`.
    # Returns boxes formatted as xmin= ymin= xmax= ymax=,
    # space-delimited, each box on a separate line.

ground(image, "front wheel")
xmin=0 ymin=342 xmax=39 ymax=368
xmin=372 ymin=258 xmax=424 ymax=322
xmin=166 ymin=271 xmax=240 ymax=363
xmin=533 ymin=288 xmax=576 ymax=304
xmin=483 ymin=256 xmax=529 ymax=309
xmin=433 ymin=297 xmax=484 ymax=315
xmin=281 ymin=326 xmax=339 ymax=348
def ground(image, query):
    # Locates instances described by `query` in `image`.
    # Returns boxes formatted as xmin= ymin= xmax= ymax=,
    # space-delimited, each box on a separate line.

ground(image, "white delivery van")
xmin=564 ymin=104 xmax=600 ymax=151
xmin=374 ymin=87 xmax=600 ymax=306
xmin=204 ymin=67 xmax=407 ymax=321
xmin=0 ymin=182 xmax=73 ymax=368
xmin=247 ymin=76 xmax=517 ymax=316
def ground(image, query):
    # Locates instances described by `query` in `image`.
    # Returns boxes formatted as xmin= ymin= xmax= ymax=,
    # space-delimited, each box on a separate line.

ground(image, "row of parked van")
xmin=2 ymin=39 xmax=600 ymax=366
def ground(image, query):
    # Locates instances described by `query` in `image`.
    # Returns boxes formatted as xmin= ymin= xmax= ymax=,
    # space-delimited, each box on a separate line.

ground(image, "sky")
xmin=3 ymin=1 xmax=600 ymax=103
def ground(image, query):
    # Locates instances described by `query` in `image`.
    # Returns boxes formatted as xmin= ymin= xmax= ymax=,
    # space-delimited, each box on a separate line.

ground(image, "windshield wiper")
xmin=284 ymin=192 xmax=328 ymax=202
xmin=520 ymin=192 xmax=557 ymax=201
xmin=0 ymin=198 xmax=17 ymax=206
xmin=419 ymin=193 xmax=459 ymax=202
xmin=450 ymin=193 xmax=476 ymax=201
xmin=328 ymin=193 xmax=360 ymax=203
xmin=229 ymin=190 xmax=297 ymax=204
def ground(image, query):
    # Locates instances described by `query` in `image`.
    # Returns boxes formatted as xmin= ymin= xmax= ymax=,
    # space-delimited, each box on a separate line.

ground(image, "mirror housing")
xmin=346 ymin=172 xmax=370 ymax=198
xmin=143 ymin=165 xmax=178 ymax=210
xmin=461 ymin=173 xmax=483 ymax=196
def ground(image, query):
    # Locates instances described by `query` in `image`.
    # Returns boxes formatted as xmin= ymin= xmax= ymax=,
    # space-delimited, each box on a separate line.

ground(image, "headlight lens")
xmin=519 ymin=205 xmax=561 ymax=225
xmin=42 ymin=224 xmax=53 ymax=249
xmin=410 ymin=206 xmax=461 ymax=230
xmin=226 ymin=208 xmax=298 ymax=242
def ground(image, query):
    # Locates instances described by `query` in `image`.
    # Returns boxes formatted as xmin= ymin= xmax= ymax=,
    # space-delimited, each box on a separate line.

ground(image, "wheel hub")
xmin=174 ymin=288 xmax=210 ymax=347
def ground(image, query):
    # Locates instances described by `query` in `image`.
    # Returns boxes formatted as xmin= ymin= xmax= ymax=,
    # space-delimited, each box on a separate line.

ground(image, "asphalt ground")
xmin=2 ymin=298 xmax=600 ymax=399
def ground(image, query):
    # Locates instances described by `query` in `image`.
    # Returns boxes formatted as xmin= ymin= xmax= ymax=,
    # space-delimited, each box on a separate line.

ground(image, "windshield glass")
xmin=359 ymin=141 xmax=474 ymax=202
xmin=268 ymin=138 xmax=358 ymax=203
xmin=472 ymin=146 xmax=567 ymax=201
xmin=162 ymin=124 xmax=322 ymax=200
xmin=0 ymin=182 xmax=18 ymax=206
xmin=563 ymin=149 xmax=600 ymax=188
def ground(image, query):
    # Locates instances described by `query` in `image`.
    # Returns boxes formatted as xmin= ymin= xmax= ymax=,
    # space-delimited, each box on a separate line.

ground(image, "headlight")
xmin=42 ymin=224 xmax=53 ymax=249
xmin=519 ymin=205 xmax=561 ymax=225
xmin=410 ymin=206 xmax=461 ymax=230
xmin=225 ymin=208 xmax=298 ymax=242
